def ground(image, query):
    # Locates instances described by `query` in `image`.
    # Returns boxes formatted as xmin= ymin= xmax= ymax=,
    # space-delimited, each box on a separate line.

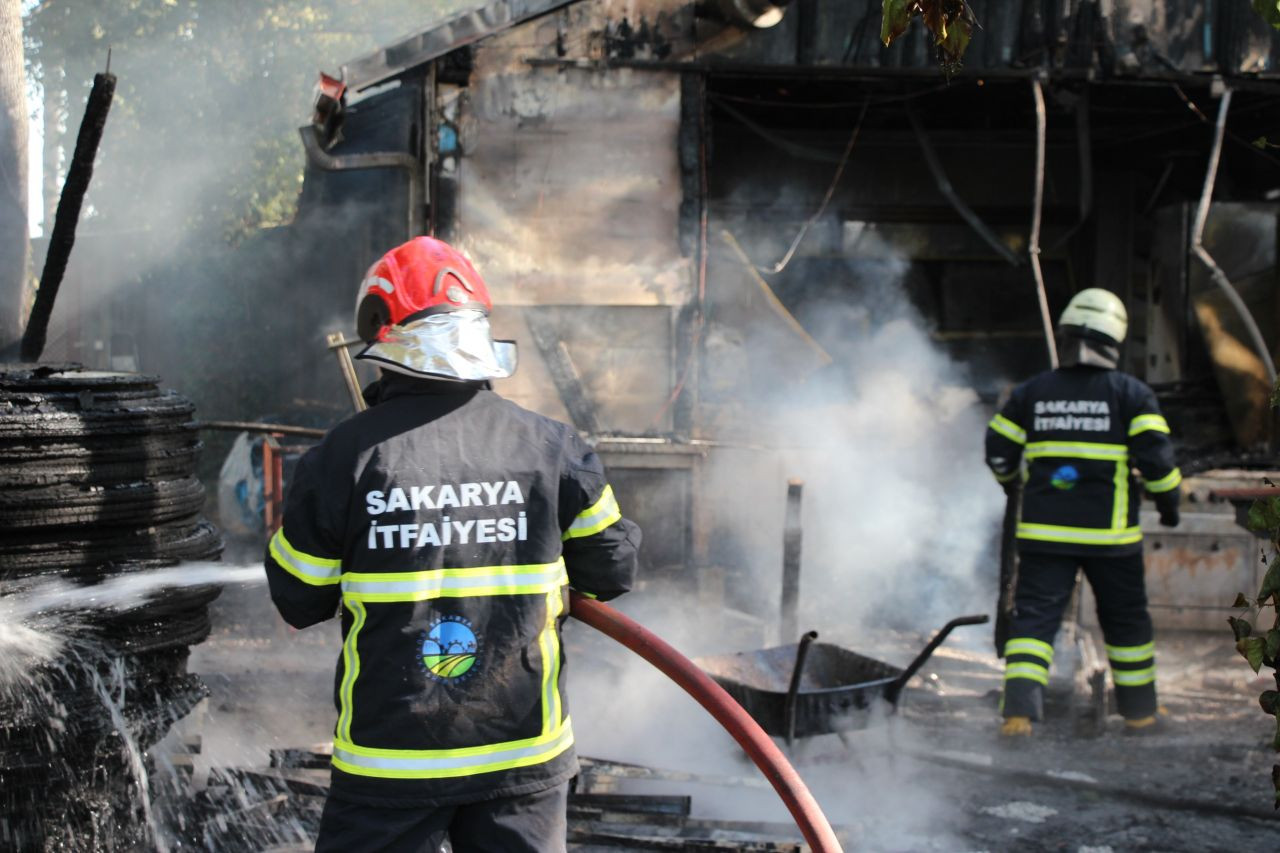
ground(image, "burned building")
xmin=278 ymin=0 xmax=1280 ymax=629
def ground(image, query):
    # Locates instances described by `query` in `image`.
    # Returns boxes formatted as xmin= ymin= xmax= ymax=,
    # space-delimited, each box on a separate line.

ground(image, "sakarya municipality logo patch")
xmin=419 ymin=616 xmax=480 ymax=683
xmin=1050 ymin=464 xmax=1080 ymax=490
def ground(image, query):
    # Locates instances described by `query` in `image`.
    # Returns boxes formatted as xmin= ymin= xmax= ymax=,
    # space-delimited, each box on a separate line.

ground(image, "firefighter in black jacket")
xmin=264 ymin=236 xmax=641 ymax=852
xmin=985 ymin=288 xmax=1180 ymax=737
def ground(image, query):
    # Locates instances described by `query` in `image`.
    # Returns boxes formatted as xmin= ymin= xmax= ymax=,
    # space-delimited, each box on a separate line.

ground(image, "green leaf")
xmin=1268 ymin=629 xmax=1280 ymax=664
xmin=938 ymin=19 xmax=972 ymax=64
xmin=1255 ymin=0 xmax=1280 ymax=30
xmin=1274 ymin=717 xmax=1280 ymax=752
xmin=1235 ymin=592 xmax=1254 ymax=609
xmin=1257 ymin=136 xmax=1272 ymax=149
xmin=1260 ymin=558 xmax=1280 ymax=605
xmin=881 ymin=0 xmax=914 ymax=47
xmin=1240 ymin=636 xmax=1267 ymax=673
xmin=1263 ymin=690 xmax=1280 ymax=716
xmin=1230 ymin=616 xmax=1254 ymax=641
xmin=1247 ymin=496 xmax=1280 ymax=536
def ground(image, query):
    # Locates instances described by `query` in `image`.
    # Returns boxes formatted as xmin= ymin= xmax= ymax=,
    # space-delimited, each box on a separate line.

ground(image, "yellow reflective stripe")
xmin=1128 ymin=414 xmax=1170 ymax=436
xmin=1017 ymin=522 xmax=1143 ymax=545
xmin=993 ymin=468 xmax=1020 ymax=483
xmin=1111 ymin=460 xmax=1128 ymax=531
xmin=1106 ymin=642 xmax=1155 ymax=662
xmin=1112 ymin=667 xmax=1156 ymax=687
xmin=342 ymin=561 xmax=567 ymax=603
xmin=1004 ymin=662 xmax=1049 ymax=685
xmin=563 ymin=484 xmax=622 ymax=541
xmin=1004 ymin=638 xmax=1054 ymax=663
xmin=268 ymin=529 xmax=342 ymax=586
xmin=540 ymin=588 xmax=564 ymax=736
xmin=1024 ymin=441 xmax=1128 ymax=461
xmin=1145 ymin=468 xmax=1182 ymax=494
xmin=331 ymin=719 xmax=574 ymax=779
xmin=988 ymin=414 xmax=1027 ymax=446
xmin=337 ymin=598 xmax=366 ymax=743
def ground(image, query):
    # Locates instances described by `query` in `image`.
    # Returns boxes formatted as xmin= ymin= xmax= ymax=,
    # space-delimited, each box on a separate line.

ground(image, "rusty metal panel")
xmin=458 ymin=27 xmax=689 ymax=307
xmin=1079 ymin=509 xmax=1262 ymax=632
xmin=450 ymin=6 xmax=691 ymax=429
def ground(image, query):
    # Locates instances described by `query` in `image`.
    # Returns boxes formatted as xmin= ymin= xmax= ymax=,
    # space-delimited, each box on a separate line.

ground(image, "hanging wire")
xmin=754 ymin=98 xmax=870 ymax=276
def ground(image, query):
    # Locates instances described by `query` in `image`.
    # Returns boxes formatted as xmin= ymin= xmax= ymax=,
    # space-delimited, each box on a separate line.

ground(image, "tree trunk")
xmin=0 ymin=0 xmax=28 ymax=350
xmin=42 ymin=62 xmax=62 ymax=235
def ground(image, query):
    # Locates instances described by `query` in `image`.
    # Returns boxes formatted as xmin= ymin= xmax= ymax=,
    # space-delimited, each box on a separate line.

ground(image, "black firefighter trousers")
xmin=315 ymin=782 xmax=568 ymax=853
xmin=1002 ymin=550 xmax=1157 ymax=721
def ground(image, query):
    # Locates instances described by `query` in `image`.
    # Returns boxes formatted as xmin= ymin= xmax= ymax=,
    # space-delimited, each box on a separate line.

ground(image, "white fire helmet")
xmin=1058 ymin=288 xmax=1128 ymax=345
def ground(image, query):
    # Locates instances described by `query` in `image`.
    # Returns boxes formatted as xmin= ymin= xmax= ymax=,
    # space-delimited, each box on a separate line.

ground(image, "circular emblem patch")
xmin=1050 ymin=465 xmax=1080 ymax=490
xmin=419 ymin=616 xmax=479 ymax=683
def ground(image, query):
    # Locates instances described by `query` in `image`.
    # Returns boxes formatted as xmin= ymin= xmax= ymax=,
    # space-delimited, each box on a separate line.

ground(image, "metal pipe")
xmin=1029 ymin=77 xmax=1058 ymax=369
xmin=1189 ymin=87 xmax=1278 ymax=385
xmin=780 ymin=479 xmax=804 ymax=644
xmin=195 ymin=420 xmax=326 ymax=439
xmin=567 ymin=592 xmax=844 ymax=853
xmin=906 ymin=105 xmax=1022 ymax=267
xmin=784 ymin=630 xmax=819 ymax=746
xmin=299 ymin=125 xmax=424 ymax=240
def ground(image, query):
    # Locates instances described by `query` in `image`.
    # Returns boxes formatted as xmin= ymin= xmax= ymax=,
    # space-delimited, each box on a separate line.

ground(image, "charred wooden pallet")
xmin=188 ymin=750 xmax=813 ymax=851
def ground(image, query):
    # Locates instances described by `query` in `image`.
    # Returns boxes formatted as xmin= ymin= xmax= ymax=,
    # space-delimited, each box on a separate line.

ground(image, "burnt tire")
xmin=0 ymin=520 xmax=224 ymax=577
xmin=0 ymin=440 xmax=202 ymax=487
xmin=0 ymin=477 xmax=206 ymax=529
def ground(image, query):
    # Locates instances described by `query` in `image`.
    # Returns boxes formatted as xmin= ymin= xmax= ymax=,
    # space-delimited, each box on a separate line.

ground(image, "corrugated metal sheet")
xmin=341 ymin=0 xmax=580 ymax=90
xmin=341 ymin=0 xmax=1280 ymax=83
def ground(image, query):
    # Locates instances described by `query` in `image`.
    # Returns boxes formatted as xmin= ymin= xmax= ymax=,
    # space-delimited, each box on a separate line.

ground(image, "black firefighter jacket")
xmin=264 ymin=374 xmax=641 ymax=806
xmin=984 ymin=365 xmax=1181 ymax=557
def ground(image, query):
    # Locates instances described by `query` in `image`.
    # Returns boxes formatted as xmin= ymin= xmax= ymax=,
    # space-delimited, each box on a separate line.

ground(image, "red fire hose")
xmin=568 ymin=591 xmax=843 ymax=853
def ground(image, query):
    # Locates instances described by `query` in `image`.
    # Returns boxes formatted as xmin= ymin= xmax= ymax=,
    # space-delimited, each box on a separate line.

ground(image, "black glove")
xmin=1154 ymin=491 xmax=1180 ymax=528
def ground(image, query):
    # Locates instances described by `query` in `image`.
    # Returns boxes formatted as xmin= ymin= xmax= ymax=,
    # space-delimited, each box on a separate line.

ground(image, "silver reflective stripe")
xmin=268 ymin=529 xmax=342 ymax=585
xmin=1004 ymin=639 xmax=1054 ymax=663
xmin=539 ymin=588 xmax=564 ymax=735
xmin=1016 ymin=523 xmax=1143 ymax=545
xmin=988 ymin=414 xmax=1027 ymax=445
xmin=332 ymin=721 xmax=574 ymax=776
xmin=1112 ymin=667 xmax=1156 ymax=687
xmin=342 ymin=561 xmax=566 ymax=601
xmin=1106 ymin=642 xmax=1154 ymax=663
xmin=563 ymin=485 xmax=622 ymax=540
xmin=1004 ymin=662 xmax=1049 ymax=685
xmin=1128 ymin=414 xmax=1170 ymax=436
xmin=1024 ymin=441 xmax=1128 ymax=461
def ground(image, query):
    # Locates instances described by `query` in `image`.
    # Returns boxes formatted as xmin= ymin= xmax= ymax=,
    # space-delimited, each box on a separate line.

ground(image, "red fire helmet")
xmin=355 ymin=236 xmax=493 ymax=343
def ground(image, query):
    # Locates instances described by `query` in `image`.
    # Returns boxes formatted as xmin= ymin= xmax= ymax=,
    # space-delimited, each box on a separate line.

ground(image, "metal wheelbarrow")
xmin=696 ymin=614 xmax=989 ymax=744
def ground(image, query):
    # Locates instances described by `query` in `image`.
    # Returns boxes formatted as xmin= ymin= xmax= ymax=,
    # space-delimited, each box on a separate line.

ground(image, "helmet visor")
xmin=355 ymin=310 xmax=516 ymax=381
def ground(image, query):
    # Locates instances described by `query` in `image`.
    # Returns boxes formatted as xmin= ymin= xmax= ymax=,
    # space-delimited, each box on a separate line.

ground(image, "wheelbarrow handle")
xmin=884 ymin=614 xmax=990 ymax=706
xmin=784 ymin=631 xmax=819 ymax=747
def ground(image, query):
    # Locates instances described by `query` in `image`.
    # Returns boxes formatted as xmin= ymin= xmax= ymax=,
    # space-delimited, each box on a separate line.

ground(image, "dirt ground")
xmin=181 ymin=577 xmax=1280 ymax=851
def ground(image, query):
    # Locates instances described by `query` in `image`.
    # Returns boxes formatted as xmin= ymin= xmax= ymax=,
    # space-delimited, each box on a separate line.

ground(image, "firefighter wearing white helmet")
xmin=984 ymin=288 xmax=1180 ymax=737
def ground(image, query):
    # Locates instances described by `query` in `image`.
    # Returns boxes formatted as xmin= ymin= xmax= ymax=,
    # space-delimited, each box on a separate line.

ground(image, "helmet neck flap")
xmin=1058 ymin=325 xmax=1119 ymax=370
xmin=355 ymin=310 xmax=517 ymax=382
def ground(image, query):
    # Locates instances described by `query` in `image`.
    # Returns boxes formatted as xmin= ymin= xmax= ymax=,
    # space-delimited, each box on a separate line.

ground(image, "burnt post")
xmin=780 ymin=479 xmax=803 ymax=644
xmin=21 ymin=70 xmax=116 ymax=362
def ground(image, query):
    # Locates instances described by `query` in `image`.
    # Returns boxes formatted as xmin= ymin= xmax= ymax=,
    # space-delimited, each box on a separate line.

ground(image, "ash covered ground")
xmin=182 ymin=579 xmax=1278 ymax=852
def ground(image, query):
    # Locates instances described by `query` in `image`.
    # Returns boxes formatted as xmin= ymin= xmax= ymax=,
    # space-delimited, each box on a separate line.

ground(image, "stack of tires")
xmin=0 ymin=363 xmax=223 ymax=850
